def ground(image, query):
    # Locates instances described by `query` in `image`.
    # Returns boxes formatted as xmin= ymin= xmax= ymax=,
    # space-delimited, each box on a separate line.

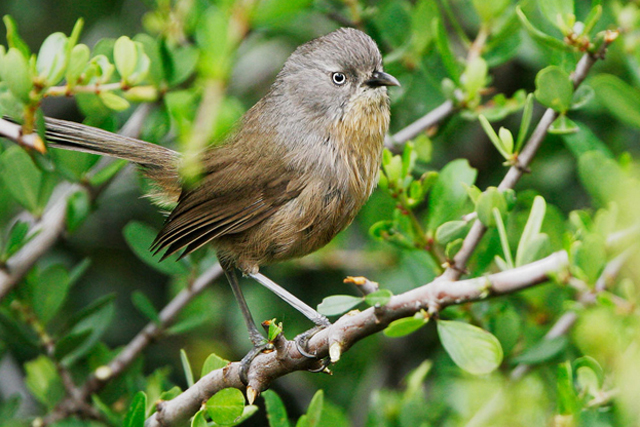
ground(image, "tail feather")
xmin=45 ymin=117 xmax=182 ymax=205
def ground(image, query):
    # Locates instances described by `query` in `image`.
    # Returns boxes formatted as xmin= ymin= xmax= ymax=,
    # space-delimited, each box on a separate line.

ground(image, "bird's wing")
xmin=151 ymin=155 xmax=303 ymax=260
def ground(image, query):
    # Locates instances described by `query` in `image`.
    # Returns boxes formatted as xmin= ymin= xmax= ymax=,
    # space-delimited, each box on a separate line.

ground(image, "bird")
xmin=43 ymin=27 xmax=399 ymax=374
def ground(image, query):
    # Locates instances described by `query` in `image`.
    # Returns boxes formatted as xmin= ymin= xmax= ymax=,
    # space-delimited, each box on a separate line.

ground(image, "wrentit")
xmin=45 ymin=27 xmax=399 ymax=364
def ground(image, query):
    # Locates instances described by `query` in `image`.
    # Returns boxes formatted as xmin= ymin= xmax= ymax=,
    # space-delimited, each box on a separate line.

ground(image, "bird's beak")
xmin=366 ymin=71 xmax=401 ymax=88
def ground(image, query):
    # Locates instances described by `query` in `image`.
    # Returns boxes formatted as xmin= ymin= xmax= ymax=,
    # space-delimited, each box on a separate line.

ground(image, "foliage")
xmin=0 ymin=0 xmax=639 ymax=426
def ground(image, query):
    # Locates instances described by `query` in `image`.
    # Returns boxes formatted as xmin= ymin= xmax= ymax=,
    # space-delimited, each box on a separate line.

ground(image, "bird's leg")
xmin=248 ymin=272 xmax=331 ymax=360
xmin=223 ymin=265 xmax=271 ymax=384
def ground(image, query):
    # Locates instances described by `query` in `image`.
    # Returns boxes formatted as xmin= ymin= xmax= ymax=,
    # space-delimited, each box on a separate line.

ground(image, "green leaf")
xmin=445 ymin=238 xmax=464 ymax=260
xmin=433 ymin=16 xmax=462 ymax=83
xmin=180 ymin=349 xmax=194 ymax=388
xmin=384 ymin=313 xmax=428 ymax=337
xmin=511 ymin=336 xmax=568 ymax=364
xmin=123 ymin=221 xmax=189 ymax=275
xmin=435 ymin=220 xmax=468 ymax=245
xmin=515 ymin=196 xmax=546 ymax=267
xmin=89 ymin=54 xmax=115 ymax=84
xmin=36 ymin=32 xmax=69 ymax=86
xmin=572 ymin=234 xmax=606 ymax=283
xmin=472 ymin=0 xmax=510 ymax=22
xmin=493 ymin=207 xmax=514 ymax=269
xmin=479 ymin=115 xmax=510 ymax=159
xmin=54 ymin=329 xmax=92 ymax=361
xmin=1 ymin=47 xmax=32 ymax=103
xmin=577 ymin=151 xmax=625 ymax=206
xmin=51 ymin=147 xmax=100 ymax=181
xmin=27 ymin=264 xmax=70 ymax=323
xmin=381 ymin=149 xmax=403 ymax=184
xmin=267 ymin=319 xmax=283 ymax=341
xmin=66 ymin=43 xmax=90 ymax=86
xmin=561 ymin=121 xmax=612 ymax=159
xmin=515 ymin=93 xmax=534 ymax=153
xmin=591 ymin=74 xmax=640 ymax=129
xmin=573 ymin=355 xmax=603 ymax=388
xmin=475 ymin=187 xmax=507 ymax=227
xmin=401 ymin=142 xmax=417 ymax=177
xmin=539 ymin=0 xmax=574 ymax=31
xmin=462 ymin=56 xmax=488 ymax=102
xmin=298 ymin=390 xmax=323 ymax=427
xmin=3 ymin=15 xmax=31 ymax=57
xmin=196 ymin=7 xmax=236 ymax=80
xmin=499 ymin=127 xmax=514 ymax=155
xmin=0 ymin=146 xmax=43 ymax=214
xmin=557 ymin=361 xmax=578 ymax=415
xmin=132 ymin=291 xmax=161 ymax=325
xmin=192 ymin=410 xmax=208 ymax=427
xmin=88 ymin=159 xmax=127 ymax=186
xmin=548 ymin=114 xmax=578 ymax=134
xmin=99 ymin=91 xmax=130 ymax=111
xmin=114 ymin=36 xmax=138 ymax=81
xmin=364 ymin=289 xmax=393 ymax=307
xmin=24 ymin=356 xmax=65 ymax=409
xmin=252 ymin=0 xmax=313 ymax=27
xmin=3 ymin=220 xmax=31 ymax=259
xmin=201 ymin=353 xmax=229 ymax=378
xmin=206 ymin=388 xmax=245 ymax=425
xmin=535 ymin=66 xmax=573 ymax=113
xmin=317 ymin=295 xmax=362 ymax=316
xmin=61 ymin=293 xmax=116 ymax=366
xmin=516 ymin=7 xmax=572 ymax=52
xmin=427 ymin=159 xmax=477 ymax=230
xmin=264 ymin=390 xmax=290 ymax=427
xmin=570 ymin=84 xmax=594 ymax=110
xmin=437 ymin=320 xmax=503 ymax=375
xmin=66 ymin=189 xmax=91 ymax=233
xmin=124 ymin=391 xmax=147 ymax=427
xmin=516 ymin=233 xmax=550 ymax=266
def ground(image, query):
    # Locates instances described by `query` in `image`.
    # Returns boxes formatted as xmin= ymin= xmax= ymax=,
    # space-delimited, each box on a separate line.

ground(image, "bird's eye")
xmin=331 ymin=72 xmax=346 ymax=85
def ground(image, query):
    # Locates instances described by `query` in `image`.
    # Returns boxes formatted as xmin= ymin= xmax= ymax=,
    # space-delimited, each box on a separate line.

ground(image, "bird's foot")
xmin=294 ymin=324 xmax=332 ymax=372
xmin=239 ymin=339 xmax=274 ymax=385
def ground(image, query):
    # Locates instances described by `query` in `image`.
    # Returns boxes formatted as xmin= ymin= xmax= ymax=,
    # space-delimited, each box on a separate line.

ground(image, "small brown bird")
xmin=44 ymin=27 xmax=399 ymax=369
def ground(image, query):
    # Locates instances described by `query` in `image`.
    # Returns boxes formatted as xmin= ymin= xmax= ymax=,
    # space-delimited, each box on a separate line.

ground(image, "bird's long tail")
xmin=45 ymin=117 xmax=182 ymax=205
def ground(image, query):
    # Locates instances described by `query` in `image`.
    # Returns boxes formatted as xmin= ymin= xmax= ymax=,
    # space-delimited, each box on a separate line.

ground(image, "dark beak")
xmin=366 ymin=71 xmax=401 ymax=88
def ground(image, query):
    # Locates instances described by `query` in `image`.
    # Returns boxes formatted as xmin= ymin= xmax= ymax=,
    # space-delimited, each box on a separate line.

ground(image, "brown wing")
xmin=151 ymin=156 xmax=303 ymax=260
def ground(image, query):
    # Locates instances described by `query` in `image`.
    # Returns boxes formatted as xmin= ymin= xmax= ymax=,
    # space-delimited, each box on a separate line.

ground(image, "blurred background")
xmin=1 ymin=0 xmax=639 ymax=425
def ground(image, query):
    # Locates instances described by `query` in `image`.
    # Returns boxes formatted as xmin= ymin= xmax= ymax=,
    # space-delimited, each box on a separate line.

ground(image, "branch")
xmin=0 ymin=105 xmax=151 ymax=302
xmin=42 ymin=263 xmax=223 ymax=425
xmin=145 ymin=251 xmax=569 ymax=427
xmin=510 ymin=246 xmax=633 ymax=381
xmin=384 ymin=100 xmax=456 ymax=152
xmin=443 ymin=35 xmax=615 ymax=281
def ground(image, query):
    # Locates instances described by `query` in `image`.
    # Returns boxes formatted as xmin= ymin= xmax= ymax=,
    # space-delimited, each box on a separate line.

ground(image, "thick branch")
xmin=146 ymin=251 xmax=569 ymax=427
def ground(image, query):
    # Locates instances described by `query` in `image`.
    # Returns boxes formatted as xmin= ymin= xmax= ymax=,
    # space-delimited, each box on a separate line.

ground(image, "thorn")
xmin=321 ymin=366 xmax=332 ymax=375
xmin=329 ymin=342 xmax=342 ymax=363
xmin=246 ymin=386 xmax=259 ymax=405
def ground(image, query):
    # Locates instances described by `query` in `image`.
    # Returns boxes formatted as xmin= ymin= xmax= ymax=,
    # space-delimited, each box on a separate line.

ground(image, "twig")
xmin=0 ymin=105 xmax=151 ymax=302
xmin=42 ymin=263 xmax=223 ymax=425
xmin=145 ymin=251 xmax=569 ymax=426
xmin=510 ymin=246 xmax=632 ymax=381
xmin=443 ymin=36 xmax=614 ymax=281
xmin=384 ymin=100 xmax=456 ymax=152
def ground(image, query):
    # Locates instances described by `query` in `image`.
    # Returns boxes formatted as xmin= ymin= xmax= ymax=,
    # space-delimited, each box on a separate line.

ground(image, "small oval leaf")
xmin=317 ymin=295 xmax=362 ymax=316
xmin=206 ymin=388 xmax=245 ymax=425
xmin=437 ymin=320 xmax=503 ymax=375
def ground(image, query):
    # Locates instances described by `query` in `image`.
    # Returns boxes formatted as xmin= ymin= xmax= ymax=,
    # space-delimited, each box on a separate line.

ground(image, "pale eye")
xmin=331 ymin=72 xmax=346 ymax=85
